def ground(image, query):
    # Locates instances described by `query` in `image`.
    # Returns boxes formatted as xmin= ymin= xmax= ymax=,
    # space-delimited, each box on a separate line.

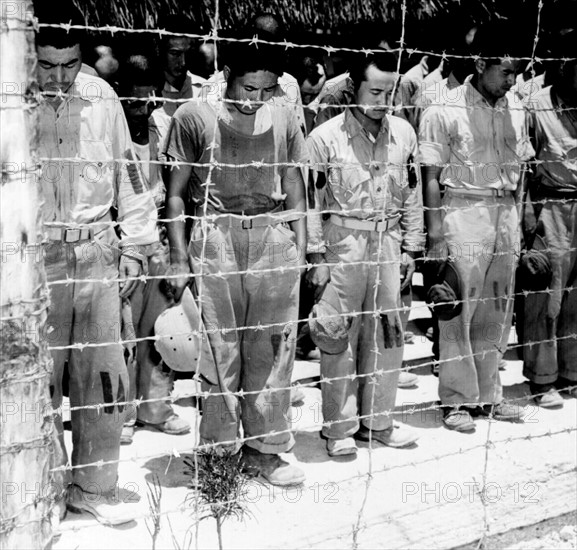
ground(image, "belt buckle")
xmin=241 ymin=219 xmax=253 ymax=230
xmin=64 ymin=228 xmax=81 ymax=243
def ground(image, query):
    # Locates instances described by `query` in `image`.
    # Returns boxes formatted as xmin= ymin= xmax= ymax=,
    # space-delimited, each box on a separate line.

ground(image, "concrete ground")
xmin=54 ymin=275 xmax=577 ymax=550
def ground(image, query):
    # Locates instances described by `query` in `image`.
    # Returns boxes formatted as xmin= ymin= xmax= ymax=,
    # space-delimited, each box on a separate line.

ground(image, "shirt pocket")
xmin=75 ymin=139 xmax=114 ymax=209
xmin=329 ymin=162 xmax=372 ymax=210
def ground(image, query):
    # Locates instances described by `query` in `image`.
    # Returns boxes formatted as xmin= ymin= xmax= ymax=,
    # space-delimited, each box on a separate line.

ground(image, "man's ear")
xmin=223 ymin=65 xmax=231 ymax=82
xmin=475 ymin=58 xmax=486 ymax=75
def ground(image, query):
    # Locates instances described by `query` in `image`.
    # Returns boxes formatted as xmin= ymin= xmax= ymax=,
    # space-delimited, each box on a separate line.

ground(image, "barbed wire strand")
xmin=1 ymin=8 xmax=577 ymax=549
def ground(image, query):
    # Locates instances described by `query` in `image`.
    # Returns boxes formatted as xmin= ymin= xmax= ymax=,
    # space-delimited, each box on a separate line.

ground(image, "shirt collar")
xmin=38 ymin=79 xmax=82 ymax=115
xmin=465 ymin=80 xmax=509 ymax=109
xmin=163 ymin=73 xmax=191 ymax=95
xmin=344 ymin=108 xmax=390 ymax=142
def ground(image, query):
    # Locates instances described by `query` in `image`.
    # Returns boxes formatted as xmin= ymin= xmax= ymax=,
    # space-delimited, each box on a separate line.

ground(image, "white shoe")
xmin=357 ymin=422 xmax=419 ymax=448
xmin=398 ymin=371 xmax=419 ymax=388
xmin=67 ymin=484 xmax=142 ymax=526
xmin=326 ymin=437 xmax=358 ymax=457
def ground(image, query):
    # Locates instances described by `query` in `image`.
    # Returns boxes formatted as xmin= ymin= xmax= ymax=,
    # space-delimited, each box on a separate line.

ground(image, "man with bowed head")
xmin=34 ymin=6 xmax=158 ymax=525
xmin=419 ymin=22 xmax=534 ymax=432
xmin=306 ymin=53 xmax=425 ymax=457
xmin=163 ymin=41 xmax=308 ymax=486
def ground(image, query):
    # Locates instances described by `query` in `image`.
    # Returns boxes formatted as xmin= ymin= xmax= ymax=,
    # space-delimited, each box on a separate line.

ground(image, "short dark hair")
xmin=294 ymin=55 xmax=325 ymax=86
xmin=34 ymin=1 xmax=83 ymax=49
xmin=349 ymin=52 xmax=399 ymax=92
xmin=157 ymin=14 xmax=193 ymax=51
xmin=222 ymin=42 xmax=284 ymax=80
xmin=118 ymin=54 xmax=161 ymax=98
xmin=470 ymin=22 xmax=528 ymax=67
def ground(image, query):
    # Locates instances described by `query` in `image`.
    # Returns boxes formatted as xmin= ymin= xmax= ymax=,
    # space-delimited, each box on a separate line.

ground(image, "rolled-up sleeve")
xmin=418 ymin=104 xmax=450 ymax=167
xmin=400 ymin=129 xmax=426 ymax=252
xmin=112 ymin=101 xmax=158 ymax=247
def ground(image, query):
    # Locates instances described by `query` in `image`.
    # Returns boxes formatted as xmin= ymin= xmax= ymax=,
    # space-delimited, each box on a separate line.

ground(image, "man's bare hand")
xmin=119 ymin=256 xmax=142 ymax=299
xmin=400 ymin=252 xmax=416 ymax=291
xmin=162 ymin=261 xmax=191 ymax=301
xmin=306 ymin=264 xmax=331 ymax=301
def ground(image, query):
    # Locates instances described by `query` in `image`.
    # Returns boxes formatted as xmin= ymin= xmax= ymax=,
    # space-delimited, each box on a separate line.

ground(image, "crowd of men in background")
xmin=33 ymin=1 xmax=576 ymax=526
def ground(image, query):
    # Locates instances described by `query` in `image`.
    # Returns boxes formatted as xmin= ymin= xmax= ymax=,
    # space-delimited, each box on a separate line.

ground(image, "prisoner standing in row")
xmin=521 ymin=29 xmax=577 ymax=408
xmin=163 ymin=42 xmax=308 ymax=486
xmin=419 ymin=23 xmax=535 ymax=432
xmin=118 ymin=55 xmax=191 ymax=443
xmin=306 ymin=54 xmax=424 ymax=457
xmin=36 ymin=20 xmax=158 ymax=524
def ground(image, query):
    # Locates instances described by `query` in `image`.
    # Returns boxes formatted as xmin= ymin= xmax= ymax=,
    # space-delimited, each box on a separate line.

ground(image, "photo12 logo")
xmin=402 ymin=481 xmax=540 ymax=504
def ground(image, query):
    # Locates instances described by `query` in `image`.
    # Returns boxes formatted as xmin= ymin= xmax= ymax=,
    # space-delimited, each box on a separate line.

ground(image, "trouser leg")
xmin=68 ymin=233 xmax=127 ymax=492
xmin=438 ymin=195 xmax=493 ymax=405
xmin=241 ymin=224 xmax=300 ymax=454
xmin=359 ymin=230 xmax=403 ymax=431
xmin=192 ymin=224 xmax=244 ymax=451
xmin=320 ymin=224 xmax=368 ymax=440
xmin=470 ymin=200 xmax=518 ymax=404
xmin=135 ymin=248 xmax=175 ymax=424
xmin=524 ymin=202 xmax=577 ymax=384
xmin=45 ymin=243 xmax=75 ymax=493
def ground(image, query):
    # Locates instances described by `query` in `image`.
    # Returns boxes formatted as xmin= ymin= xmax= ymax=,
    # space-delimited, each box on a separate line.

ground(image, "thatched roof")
xmin=70 ymin=0 xmax=534 ymax=35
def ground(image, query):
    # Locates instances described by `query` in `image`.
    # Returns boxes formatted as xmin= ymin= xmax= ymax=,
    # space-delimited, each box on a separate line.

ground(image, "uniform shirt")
xmin=149 ymin=71 xmax=207 ymax=165
xmin=38 ymin=72 xmax=158 ymax=246
xmin=409 ymin=72 xmax=466 ymax=130
xmin=306 ymin=109 xmax=425 ymax=253
xmin=132 ymin=141 xmax=165 ymax=207
xmin=205 ymin=70 xmax=306 ymax=135
xmin=528 ymin=86 xmax=577 ymax=191
xmin=164 ymin=98 xmax=308 ymax=215
xmin=419 ymin=80 xmax=534 ymax=191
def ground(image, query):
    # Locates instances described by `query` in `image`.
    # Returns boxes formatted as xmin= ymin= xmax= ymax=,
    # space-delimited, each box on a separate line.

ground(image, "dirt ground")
xmin=53 ymin=275 xmax=577 ymax=550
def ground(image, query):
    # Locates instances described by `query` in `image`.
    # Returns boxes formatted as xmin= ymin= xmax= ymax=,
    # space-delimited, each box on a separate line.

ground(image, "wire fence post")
xmin=0 ymin=1 xmax=54 ymax=548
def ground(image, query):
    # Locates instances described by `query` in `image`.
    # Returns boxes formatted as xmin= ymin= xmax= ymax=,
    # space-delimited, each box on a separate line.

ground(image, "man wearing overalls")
xmin=164 ymin=42 xmax=308 ymax=486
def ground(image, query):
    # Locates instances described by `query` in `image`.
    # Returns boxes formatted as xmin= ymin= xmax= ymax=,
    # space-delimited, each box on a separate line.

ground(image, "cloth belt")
xmin=446 ymin=187 xmax=513 ymax=199
xmin=329 ymin=213 xmax=401 ymax=232
xmin=45 ymin=213 xmax=112 ymax=243
xmin=211 ymin=209 xmax=303 ymax=229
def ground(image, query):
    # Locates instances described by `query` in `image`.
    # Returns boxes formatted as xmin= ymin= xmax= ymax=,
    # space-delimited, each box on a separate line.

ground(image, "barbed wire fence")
xmin=1 ymin=0 xmax=577 ymax=548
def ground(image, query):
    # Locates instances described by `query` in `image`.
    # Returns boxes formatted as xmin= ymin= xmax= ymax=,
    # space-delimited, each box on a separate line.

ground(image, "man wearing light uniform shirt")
xmin=306 ymin=54 xmax=424 ymax=458
xmin=419 ymin=24 xmax=535 ymax=432
xmin=521 ymin=30 xmax=577 ymax=408
xmin=36 ymin=23 xmax=158 ymax=524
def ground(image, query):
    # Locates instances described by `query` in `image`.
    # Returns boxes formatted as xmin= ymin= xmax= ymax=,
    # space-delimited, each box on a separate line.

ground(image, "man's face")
xmin=354 ymin=64 xmax=397 ymax=121
xmin=37 ymin=45 xmax=82 ymax=95
xmin=122 ymin=85 xmax=157 ymax=125
xmin=300 ymin=65 xmax=326 ymax=105
xmin=226 ymin=70 xmax=278 ymax=114
xmin=164 ymin=37 xmax=193 ymax=79
xmin=478 ymin=59 xmax=518 ymax=100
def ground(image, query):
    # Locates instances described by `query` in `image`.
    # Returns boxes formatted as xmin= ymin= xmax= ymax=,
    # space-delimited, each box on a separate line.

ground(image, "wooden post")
xmin=1 ymin=1 xmax=54 ymax=548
